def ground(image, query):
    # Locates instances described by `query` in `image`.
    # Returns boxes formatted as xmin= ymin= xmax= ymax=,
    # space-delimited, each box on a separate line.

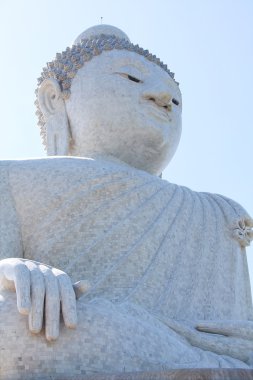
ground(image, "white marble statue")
xmin=0 ymin=25 xmax=253 ymax=379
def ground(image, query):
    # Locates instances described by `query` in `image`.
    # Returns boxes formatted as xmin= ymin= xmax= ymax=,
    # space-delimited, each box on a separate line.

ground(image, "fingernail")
xmin=18 ymin=306 xmax=30 ymax=315
xmin=46 ymin=322 xmax=59 ymax=341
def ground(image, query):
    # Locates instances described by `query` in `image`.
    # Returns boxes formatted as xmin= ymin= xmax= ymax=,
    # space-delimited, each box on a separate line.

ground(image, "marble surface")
xmin=0 ymin=25 xmax=253 ymax=379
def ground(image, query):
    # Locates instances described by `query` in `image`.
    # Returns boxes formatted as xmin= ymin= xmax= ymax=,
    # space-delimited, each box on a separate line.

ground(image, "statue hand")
xmin=0 ymin=258 xmax=89 ymax=341
xmin=195 ymin=320 xmax=253 ymax=363
xmin=164 ymin=319 xmax=253 ymax=364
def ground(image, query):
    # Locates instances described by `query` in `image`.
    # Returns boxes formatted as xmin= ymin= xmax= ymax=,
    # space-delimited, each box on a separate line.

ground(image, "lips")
xmin=146 ymin=102 xmax=171 ymax=122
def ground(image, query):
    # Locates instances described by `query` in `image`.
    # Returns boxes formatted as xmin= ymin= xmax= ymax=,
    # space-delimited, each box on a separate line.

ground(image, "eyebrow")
xmin=112 ymin=56 xmax=181 ymax=94
xmin=117 ymin=62 xmax=149 ymax=74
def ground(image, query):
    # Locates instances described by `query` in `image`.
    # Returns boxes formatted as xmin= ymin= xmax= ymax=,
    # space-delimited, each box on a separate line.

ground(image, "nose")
xmin=142 ymin=86 xmax=173 ymax=111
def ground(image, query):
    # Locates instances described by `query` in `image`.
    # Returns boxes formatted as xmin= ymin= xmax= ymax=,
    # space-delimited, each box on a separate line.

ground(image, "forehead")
xmin=73 ymin=49 xmax=181 ymax=96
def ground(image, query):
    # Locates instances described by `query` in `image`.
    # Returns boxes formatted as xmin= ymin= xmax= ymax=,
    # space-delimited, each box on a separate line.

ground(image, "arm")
xmin=0 ymin=164 xmax=88 ymax=340
xmin=0 ymin=164 xmax=23 ymax=260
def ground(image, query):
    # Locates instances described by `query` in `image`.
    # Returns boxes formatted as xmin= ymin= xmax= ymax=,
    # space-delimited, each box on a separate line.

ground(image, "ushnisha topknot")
xmin=35 ymin=25 xmax=178 ymax=147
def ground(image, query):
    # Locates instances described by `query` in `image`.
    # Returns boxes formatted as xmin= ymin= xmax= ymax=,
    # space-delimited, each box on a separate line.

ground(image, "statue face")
xmin=65 ymin=49 xmax=182 ymax=175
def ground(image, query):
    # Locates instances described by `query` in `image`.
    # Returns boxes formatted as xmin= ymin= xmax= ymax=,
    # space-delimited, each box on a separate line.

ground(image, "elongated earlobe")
xmin=38 ymin=79 xmax=71 ymax=156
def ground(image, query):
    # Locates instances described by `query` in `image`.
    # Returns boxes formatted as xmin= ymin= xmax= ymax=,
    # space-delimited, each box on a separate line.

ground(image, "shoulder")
xmin=0 ymin=157 xmax=98 ymax=176
xmin=201 ymin=192 xmax=253 ymax=248
xmin=170 ymin=183 xmax=253 ymax=248
xmin=0 ymin=158 xmax=94 ymax=194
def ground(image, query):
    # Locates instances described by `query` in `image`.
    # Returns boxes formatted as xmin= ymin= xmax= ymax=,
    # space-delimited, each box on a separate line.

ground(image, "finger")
xmin=196 ymin=321 xmax=253 ymax=340
xmin=73 ymin=280 xmax=90 ymax=300
xmin=42 ymin=267 xmax=60 ymax=341
xmin=197 ymin=322 xmax=230 ymax=336
xmin=0 ymin=259 xmax=16 ymax=291
xmin=28 ymin=267 xmax=45 ymax=333
xmin=14 ymin=263 xmax=31 ymax=315
xmin=192 ymin=333 xmax=253 ymax=363
xmin=56 ymin=273 xmax=77 ymax=328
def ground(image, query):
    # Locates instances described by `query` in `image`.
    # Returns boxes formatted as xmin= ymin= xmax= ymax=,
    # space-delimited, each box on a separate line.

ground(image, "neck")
xmin=69 ymin=145 xmax=161 ymax=176
xmin=72 ymin=152 xmax=135 ymax=171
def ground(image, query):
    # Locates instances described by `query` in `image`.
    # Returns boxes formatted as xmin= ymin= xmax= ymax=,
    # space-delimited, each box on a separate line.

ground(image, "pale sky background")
xmin=0 ymin=0 xmax=252 ymax=294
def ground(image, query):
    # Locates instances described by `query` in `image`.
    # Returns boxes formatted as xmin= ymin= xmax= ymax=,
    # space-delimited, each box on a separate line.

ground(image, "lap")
xmin=0 ymin=291 xmax=246 ymax=379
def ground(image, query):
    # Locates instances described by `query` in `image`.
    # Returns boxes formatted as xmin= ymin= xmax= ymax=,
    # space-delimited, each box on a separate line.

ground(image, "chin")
xmin=117 ymin=140 xmax=172 ymax=176
xmin=148 ymin=137 xmax=181 ymax=175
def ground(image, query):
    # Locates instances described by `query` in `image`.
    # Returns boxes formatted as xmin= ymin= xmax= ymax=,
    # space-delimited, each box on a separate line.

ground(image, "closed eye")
xmin=172 ymin=98 xmax=180 ymax=106
xmin=127 ymin=74 xmax=142 ymax=83
xmin=115 ymin=72 xmax=143 ymax=83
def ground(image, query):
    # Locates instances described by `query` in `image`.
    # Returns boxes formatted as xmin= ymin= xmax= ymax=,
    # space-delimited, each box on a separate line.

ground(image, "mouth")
xmin=145 ymin=101 xmax=172 ymax=122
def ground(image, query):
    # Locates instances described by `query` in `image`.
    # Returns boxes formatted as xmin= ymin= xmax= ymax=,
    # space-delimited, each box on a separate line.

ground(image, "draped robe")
xmin=0 ymin=157 xmax=253 ymax=376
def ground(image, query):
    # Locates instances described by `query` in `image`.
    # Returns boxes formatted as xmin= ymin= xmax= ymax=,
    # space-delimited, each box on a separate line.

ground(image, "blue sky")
xmin=0 ymin=0 xmax=253 ymax=293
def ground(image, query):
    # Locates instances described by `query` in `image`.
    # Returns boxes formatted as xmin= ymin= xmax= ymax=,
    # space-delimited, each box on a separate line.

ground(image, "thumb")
xmin=73 ymin=280 xmax=91 ymax=300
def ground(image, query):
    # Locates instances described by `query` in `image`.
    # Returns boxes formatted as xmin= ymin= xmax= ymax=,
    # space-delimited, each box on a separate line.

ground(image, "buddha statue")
xmin=0 ymin=25 xmax=253 ymax=379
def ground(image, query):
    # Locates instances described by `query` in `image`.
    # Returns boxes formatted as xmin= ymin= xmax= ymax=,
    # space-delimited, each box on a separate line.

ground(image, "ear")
xmin=38 ymin=79 xmax=71 ymax=156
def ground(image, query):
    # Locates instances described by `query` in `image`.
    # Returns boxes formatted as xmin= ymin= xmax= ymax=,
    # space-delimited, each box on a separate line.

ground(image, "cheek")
xmin=66 ymin=78 xmax=143 ymax=137
xmin=171 ymin=115 xmax=182 ymax=147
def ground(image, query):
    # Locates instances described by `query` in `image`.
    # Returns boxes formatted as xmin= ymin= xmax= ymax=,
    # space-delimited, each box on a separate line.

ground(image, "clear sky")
xmin=0 ymin=0 xmax=253 ymax=293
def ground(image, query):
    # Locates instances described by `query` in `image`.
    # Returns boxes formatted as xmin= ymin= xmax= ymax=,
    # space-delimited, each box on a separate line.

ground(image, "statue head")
xmin=36 ymin=25 xmax=182 ymax=175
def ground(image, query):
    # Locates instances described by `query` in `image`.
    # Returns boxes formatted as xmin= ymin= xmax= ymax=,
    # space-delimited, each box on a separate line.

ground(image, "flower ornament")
xmin=232 ymin=218 xmax=253 ymax=247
